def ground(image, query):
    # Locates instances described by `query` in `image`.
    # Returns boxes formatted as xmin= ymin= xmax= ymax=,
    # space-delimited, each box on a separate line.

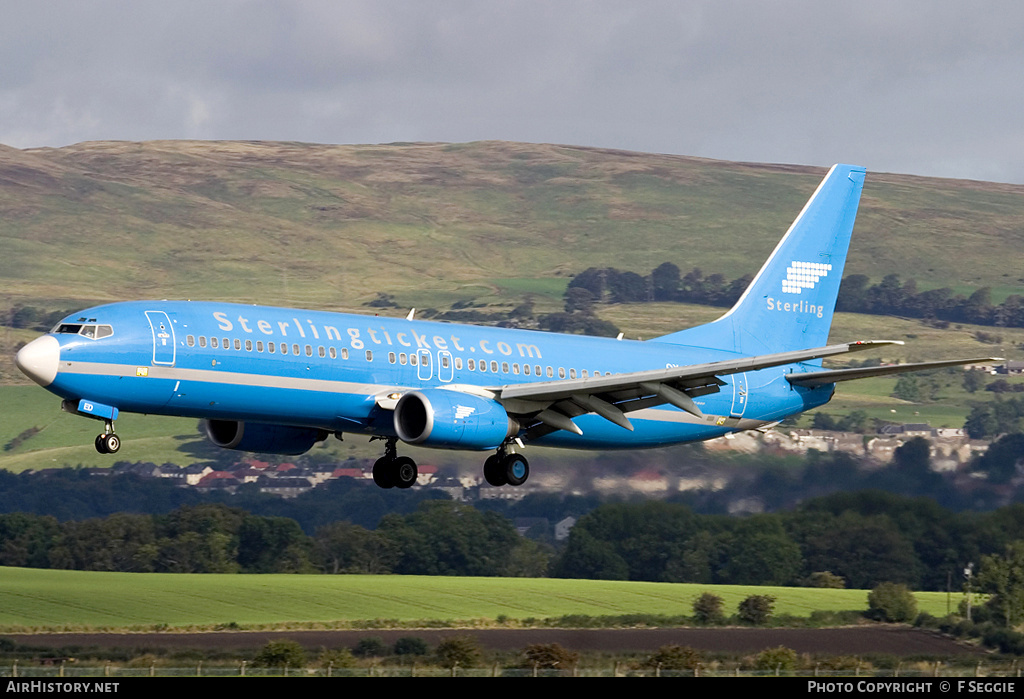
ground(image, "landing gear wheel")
xmin=483 ymin=454 xmax=507 ymax=486
xmin=393 ymin=456 xmax=418 ymax=489
xmin=503 ymin=453 xmax=529 ymax=486
xmin=96 ymin=433 xmax=120 ymax=454
xmin=372 ymin=457 xmax=396 ymax=489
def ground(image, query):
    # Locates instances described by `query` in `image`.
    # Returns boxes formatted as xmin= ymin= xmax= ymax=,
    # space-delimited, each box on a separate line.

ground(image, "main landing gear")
xmin=372 ymin=438 xmax=418 ymax=489
xmin=483 ymin=449 xmax=529 ymax=487
xmin=94 ymin=421 xmax=120 ymax=454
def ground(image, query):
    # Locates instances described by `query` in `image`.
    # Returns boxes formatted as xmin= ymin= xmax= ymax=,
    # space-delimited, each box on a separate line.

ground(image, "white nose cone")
xmin=16 ymin=335 xmax=60 ymax=387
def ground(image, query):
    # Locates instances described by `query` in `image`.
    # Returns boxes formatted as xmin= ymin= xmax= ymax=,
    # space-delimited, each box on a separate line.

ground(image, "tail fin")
xmin=653 ymin=164 xmax=867 ymax=354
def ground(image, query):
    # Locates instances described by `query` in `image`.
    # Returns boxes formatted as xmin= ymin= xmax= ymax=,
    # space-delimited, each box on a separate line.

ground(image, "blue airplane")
xmin=15 ymin=164 xmax=990 ymax=488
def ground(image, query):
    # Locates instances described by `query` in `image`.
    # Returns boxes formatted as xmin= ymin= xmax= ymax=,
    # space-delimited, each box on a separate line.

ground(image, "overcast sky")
xmin=3 ymin=1 xmax=1023 ymax=183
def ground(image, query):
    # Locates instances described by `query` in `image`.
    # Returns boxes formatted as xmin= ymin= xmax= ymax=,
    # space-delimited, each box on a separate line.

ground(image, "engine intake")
xmin=394 ymin=390 xmax=518 ymax=450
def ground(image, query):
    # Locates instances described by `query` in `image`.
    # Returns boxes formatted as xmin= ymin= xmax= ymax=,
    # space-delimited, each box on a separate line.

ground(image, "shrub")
xmin=352 ymin=636 xmax=388 ymax=657
xmin=806 ymin=571 xmax=846 ymax=588
xmin=316 ymin=648 xmax=355 ymax=669
xmin=435 ymin=635 xmax=482 ymax=669
xmin=644 ymin=645 xmax=704 ymax=671
xmin=252 ymin=639 xmax=306 ymax=668
xmin=737 ymin=595 xmax=776 ymax=625
xmin=522 ymin=643 xmax=578 ymax=670
xmin=393 ymin=636 xmax=429 ymax=656
xmin=755 ymin=646 xmax=798 ymax=673
xmin=867 ymin=582 xmax=918 ymax=622
xmin=692 ymin=592 xmax=725 ymax=625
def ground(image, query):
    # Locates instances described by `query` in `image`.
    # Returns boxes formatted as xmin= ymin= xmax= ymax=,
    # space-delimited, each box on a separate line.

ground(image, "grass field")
xmin=0 ymin=567 xmax=957 ymax=631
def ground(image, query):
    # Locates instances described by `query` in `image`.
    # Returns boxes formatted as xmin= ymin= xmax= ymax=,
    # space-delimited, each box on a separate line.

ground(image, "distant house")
xmin=257 ymin=475 xmax=314 ymax=498
xmin=182 ymin=464 xmax=214 ymax=486
xmin=195 ymin=471 xmax=242 ymax=492
xmin=554 ymin=517 xmax=576 ymax=541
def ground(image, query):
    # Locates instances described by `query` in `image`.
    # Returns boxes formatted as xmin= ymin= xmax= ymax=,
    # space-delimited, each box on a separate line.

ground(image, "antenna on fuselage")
xmin=407 ymin=308 xmax=416 ymax=321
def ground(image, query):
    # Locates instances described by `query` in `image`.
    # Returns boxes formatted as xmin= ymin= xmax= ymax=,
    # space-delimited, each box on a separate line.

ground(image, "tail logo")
xmin=782 ymin=261 xmax=832 ymax=295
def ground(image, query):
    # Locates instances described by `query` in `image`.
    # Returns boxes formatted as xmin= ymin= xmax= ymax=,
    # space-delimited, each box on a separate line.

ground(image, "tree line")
xmin=562 ymin=263 xmax=1024 ymax=330
xmin=4 ymin=488 xmax=1024 ymax=592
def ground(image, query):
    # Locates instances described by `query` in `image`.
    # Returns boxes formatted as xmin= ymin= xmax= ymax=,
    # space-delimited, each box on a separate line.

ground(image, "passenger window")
xmin=199 ymin=336 xmax=207 ymax=348
xmin=329 ymin=347 xmax=336 ymax=359
xmin=245 ymin=340 xmax=252 ymax=351
xmin=292 ymin=344 xmax=300 ymax=355
xmin=365 ymin=350 xmax=373 ymax=362
xmin=546 ymin=367 xmax=553 ymax=378
xmin=389 ymin=352 xmax=396 ymax=364
xmin=570 ymin=369 xmax=577 ymax=379
xmin=501 ymin=362 xmax=509 ymax=373
xmin=455 ymin=358 xmax=462 ymax=370
xmin=234 ymin=339 xmax=242 ymax=350
xmin=268 ymin=342 xmax=275 ymax=353
xmin=319 ymin=346 xmax=326 ymax=358
xmin=400 ymin=353 xmax=408 ymax=365
xmin=513 ymin=363 xmax=520 ymax=374
xmin=211 ymin=337 xmax=219 ymax=349
xmin=559 ymin=368 xmax=566 ymax=379
xmin=490 ymin=361 xmax=498 ymax=372
xmin=223 ymin=337 xmax=229 ymax=349
xmin=305 ymin=345 xmax=312 ymax=357
xmin=342 ymin=348 xmax=349 ymax=360
xmin=524 ymin=364 xmax=531 ymax=376
xmin=257 ymin=341 xmax=264 ymax=352
xmin=187 ymin=335 xmax=195 ymax=347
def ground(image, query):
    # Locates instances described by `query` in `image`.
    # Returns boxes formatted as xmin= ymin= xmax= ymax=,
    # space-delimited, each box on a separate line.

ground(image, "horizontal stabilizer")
xmin=786 ymin=357 xmax=1001 ymax=387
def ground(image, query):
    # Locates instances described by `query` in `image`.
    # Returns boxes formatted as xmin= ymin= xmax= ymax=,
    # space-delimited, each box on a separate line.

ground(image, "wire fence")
xmin=3 ymin=662 xmax=1023 ymax=678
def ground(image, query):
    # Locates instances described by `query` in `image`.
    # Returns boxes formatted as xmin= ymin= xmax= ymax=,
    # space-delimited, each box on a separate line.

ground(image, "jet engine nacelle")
xmin=204 ymin=419 xmax=328 ymax=455
xmin=394 ymin=389 xmax=519 ymax=450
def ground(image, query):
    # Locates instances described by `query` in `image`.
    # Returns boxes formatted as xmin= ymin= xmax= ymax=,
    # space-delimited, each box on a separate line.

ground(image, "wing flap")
xmin=496 ymin=340 xmax=902 ymax=435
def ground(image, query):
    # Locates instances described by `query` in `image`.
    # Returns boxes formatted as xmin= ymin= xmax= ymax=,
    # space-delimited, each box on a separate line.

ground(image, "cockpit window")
xmin=53 ymin=323 xmax=114 ymax=340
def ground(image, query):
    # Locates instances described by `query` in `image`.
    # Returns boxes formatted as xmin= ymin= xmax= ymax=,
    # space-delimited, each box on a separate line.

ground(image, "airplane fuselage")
xmin=29 ymin=300 xmax=832 ymax=451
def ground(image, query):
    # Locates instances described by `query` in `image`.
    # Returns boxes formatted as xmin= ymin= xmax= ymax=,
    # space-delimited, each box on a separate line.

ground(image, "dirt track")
xmin=5 ymin=626 xmax=982 ymax=656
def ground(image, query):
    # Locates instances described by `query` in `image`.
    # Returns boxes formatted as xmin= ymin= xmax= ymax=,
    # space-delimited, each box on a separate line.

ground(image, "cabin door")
xmin=145 ymin=311 xmax=176 ymax=366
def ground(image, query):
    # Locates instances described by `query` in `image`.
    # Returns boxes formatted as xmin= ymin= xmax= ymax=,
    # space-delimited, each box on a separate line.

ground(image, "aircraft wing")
xmin=489 ymin=340 xmax=904 ymax=436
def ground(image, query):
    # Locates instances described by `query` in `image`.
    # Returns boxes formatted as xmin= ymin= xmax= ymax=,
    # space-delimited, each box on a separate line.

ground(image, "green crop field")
xmin=0 ymin=567 xmax=956 ymax=631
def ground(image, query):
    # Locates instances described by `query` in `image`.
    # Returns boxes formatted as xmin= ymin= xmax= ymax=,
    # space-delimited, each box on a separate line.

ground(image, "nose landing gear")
xmin=62 ymin=399 xmax=122 ymax=454
xmin=94 ymin=426 xmax=120 ymax=454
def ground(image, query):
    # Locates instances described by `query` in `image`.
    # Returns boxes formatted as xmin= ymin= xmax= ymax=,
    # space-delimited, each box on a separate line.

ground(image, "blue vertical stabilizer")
xmin=652 ymin=164 xmax=866 ymax=355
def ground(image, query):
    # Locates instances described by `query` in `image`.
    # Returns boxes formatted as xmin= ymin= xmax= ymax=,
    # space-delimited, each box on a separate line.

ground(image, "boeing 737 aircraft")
xmin=15 ymin=164 xmax=990 ymax=488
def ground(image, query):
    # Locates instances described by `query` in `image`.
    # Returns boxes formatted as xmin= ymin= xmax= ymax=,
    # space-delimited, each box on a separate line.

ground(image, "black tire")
xmin=372 ymin=457 xmax=395 ymax=489
xmin=503 ymin=453 xmax=529 ymax=486
xmin=95 ymin=434 xmax=108 ymax=454
xmin=483 ymin=454 xmax=507 ymax=486
xmin=393 ymin=456 xmax=418 ymax=489
xmin=103 ymin=434 xmax=120 ymax=454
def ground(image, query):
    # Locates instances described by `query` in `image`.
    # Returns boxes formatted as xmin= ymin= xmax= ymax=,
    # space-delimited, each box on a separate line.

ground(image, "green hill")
xmin=3 ymin=139 xmax=1023 ymax=313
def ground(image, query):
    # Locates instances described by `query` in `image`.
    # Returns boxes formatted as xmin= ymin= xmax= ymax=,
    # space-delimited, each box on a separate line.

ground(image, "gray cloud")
xmin=2 ymin=0 xmax=1023 ymax=182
